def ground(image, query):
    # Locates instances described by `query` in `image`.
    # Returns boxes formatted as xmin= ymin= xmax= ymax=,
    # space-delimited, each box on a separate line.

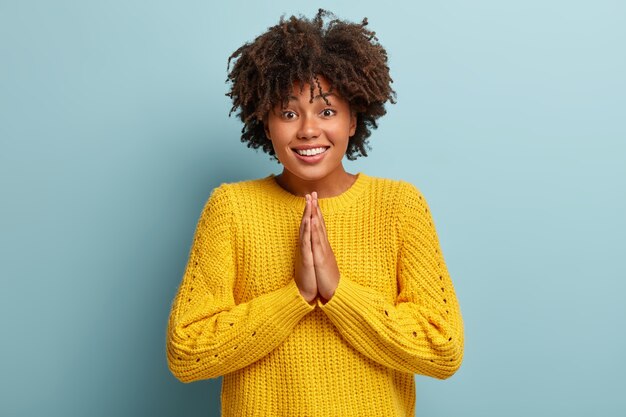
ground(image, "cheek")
xmin=268 ymin=131 xmax=292 ymax=155
xmin=328 ymin=122 xmax=352 ymax=141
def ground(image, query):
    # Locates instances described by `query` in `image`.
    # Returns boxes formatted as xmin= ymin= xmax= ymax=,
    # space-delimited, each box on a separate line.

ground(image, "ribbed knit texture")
xmin=166 ymin=172 xmax=464 ymax=417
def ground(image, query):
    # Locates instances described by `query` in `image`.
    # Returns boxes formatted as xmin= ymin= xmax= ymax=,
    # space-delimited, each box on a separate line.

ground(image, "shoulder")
xmin=203 ymin=175 xmax=273 ymax=211
xmin=361 ymin=173 xmax=426 ymax=203
xmin=208 ymin=176 xmax=273 ymax=202
xmin=356 ymin=175 xmax=433 ymax=231
xmin=397 ymin=179 xmax=428 ymax=207
xmin=368 ymin=176 xmax=434 ymax=228
xmin=359 ymin=173 xmax=403 ymax=196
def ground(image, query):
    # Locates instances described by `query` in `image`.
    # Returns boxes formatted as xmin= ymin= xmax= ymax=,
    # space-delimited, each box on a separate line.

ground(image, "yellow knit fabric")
xmin=166 ymin=172 xmax=464 ymax=417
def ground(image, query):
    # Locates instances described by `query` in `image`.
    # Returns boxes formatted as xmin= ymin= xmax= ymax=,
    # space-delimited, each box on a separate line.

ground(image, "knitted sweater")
xmin=166 ymin=172 xmax=464 ymax=417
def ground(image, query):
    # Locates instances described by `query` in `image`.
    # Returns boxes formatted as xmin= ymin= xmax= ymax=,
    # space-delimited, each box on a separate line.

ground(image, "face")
xmin=264 ymin=75 xmax=357 ymax=182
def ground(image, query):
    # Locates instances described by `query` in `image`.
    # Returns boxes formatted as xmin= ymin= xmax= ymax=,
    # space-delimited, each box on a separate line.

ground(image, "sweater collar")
xmin=263 ymin=172 xmax=369 ymax=215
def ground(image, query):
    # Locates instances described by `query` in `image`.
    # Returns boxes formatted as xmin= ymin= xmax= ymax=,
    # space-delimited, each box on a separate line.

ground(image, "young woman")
xmin=166 ymin=9 xmax=464 ymax=416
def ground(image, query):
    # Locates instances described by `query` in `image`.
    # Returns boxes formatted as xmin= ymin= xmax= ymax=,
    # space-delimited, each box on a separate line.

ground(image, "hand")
xmin=310 ymin=191 xmax=341 ymax=303
xmin=295 ymin=194 xmax=318 ymax=305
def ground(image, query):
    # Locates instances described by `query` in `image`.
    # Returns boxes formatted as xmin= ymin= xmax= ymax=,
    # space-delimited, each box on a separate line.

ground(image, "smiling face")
xmin=264 ymin=75 xmax=357 ymax=184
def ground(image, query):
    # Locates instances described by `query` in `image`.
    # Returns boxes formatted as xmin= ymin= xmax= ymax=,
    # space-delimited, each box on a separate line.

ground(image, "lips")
xmin=291 ymin=147 xmax=329 ymax=164
xmin=291 ymin=145 xmax=331 ymax=151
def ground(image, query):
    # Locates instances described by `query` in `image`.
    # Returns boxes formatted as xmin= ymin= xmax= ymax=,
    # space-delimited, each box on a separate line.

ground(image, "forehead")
xmin=286 ymin=75 xmax=337 ymax=100
xmin=270 ymin=76 xmax=348 ymax=110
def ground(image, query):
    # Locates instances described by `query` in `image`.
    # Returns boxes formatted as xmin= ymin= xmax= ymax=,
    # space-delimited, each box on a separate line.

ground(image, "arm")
xmin=317 ymin=182 xmax=464 ymax=379
xmin=166 ymin=185 xmax=315 ymax=383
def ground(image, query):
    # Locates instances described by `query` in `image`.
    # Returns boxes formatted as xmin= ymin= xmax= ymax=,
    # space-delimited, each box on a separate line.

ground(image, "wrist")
xmin=299 ymin=289 xmax=317 ymax=304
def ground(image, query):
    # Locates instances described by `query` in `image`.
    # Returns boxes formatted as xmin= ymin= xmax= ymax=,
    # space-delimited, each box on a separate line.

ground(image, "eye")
xmin=321 ymin=108 xmax=336 ymax=117
xmin=281 ymin=111 xmax=297 ymax=120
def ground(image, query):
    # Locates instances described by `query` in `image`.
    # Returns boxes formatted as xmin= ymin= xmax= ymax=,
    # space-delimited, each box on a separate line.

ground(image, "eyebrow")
xmin=288 ymin=92 xmax=337 ymax=102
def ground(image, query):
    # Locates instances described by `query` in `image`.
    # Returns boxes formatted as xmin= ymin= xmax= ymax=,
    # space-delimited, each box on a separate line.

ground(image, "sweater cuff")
xmin=270 ymin=280 xmax=316 ymax=326
xmin=316 ymin=274 xmax=373 ymax=315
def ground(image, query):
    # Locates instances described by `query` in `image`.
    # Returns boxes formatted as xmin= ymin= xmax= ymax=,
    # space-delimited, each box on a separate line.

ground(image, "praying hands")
xmin=294 ymin=191 xmax=341 ymax=305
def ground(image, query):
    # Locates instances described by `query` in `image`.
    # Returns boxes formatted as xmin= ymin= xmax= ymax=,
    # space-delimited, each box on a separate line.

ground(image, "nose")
xmin=297 ymin=113 xmax=321 ymax=140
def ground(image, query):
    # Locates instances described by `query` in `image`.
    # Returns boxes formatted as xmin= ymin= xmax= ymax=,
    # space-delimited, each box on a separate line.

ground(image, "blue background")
xmin=1 ymin=0 xmax=625 ymax=416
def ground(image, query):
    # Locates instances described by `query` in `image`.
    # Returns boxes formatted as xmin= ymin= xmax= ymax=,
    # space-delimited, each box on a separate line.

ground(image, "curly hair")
xmin=225 ymin=8 xmax=396 ymax=162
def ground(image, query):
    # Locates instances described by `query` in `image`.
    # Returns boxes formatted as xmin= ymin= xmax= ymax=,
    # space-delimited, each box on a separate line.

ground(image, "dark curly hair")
xmin=225 ymin=8 xmax=396 ymax=162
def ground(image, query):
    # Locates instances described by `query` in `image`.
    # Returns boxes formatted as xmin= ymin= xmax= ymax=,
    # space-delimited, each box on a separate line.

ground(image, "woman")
xmin=166 ymin=9 xmax=464 ymax=416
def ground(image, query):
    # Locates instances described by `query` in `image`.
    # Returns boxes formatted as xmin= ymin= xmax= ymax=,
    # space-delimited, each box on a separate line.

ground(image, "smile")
xmin=291 ymin=147 xmax=329 ymax=163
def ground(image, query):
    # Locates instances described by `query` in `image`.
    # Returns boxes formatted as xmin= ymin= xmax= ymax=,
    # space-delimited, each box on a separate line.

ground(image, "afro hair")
xmin=225 ymin=8 xmax=396 ymax=161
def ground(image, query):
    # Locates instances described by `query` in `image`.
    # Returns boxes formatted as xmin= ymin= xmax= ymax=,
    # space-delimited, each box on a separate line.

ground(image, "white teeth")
xmin=295 ymin=147 xmax=328 ymax=156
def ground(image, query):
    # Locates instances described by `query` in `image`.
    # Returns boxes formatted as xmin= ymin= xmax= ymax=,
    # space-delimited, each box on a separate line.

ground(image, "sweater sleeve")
xmin=317 ymin=182 xmax=464 ymax=379
xmin=166 ymin=184 xmax=316 ymax=383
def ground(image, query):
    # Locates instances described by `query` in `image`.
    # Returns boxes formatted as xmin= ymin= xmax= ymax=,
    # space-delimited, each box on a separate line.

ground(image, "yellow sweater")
xmin=166 ymin=172 xmax=464 ymax=416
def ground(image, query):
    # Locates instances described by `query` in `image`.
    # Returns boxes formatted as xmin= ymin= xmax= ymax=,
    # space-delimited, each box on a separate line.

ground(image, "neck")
xmin=275 ymin=167 xmax=357 ymax=198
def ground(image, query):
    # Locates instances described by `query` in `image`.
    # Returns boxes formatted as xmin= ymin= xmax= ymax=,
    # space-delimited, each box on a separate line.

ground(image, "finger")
xmin=300 ymin=194 xmax=309 ymax=236
xmin=303 ymin=211 xmax=312 ymax=251
xmin=312 ymin=194 xmax=328 ymax=243
xmin=311 ymin=210 xmax=325 ymax=257
xmin=313 ymin=192 xmax=321 ymax=218
xmin=305 ymin=194 xmax=311 ymax=217
xmin=315 ymin=197 xmax=326 ymax=230
xmin=310 ymin=215 xmax=319 ymax=257
xmin=310 ymin=193 xmax=321 ymax=232
xmin=311 ymin=192 xmax=329 ymax=249
xmin=312 ymin=196 xmax=322 ymax=239
xmin=302 ymin=194 xmax=313 ymax=220
xmin=304 ymin=196 xmax=312 ymax=241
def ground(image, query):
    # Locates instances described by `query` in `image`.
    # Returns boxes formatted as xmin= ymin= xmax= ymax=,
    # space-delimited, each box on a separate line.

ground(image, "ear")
xmin=349 ymin=110 xmax=357 ymax=137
